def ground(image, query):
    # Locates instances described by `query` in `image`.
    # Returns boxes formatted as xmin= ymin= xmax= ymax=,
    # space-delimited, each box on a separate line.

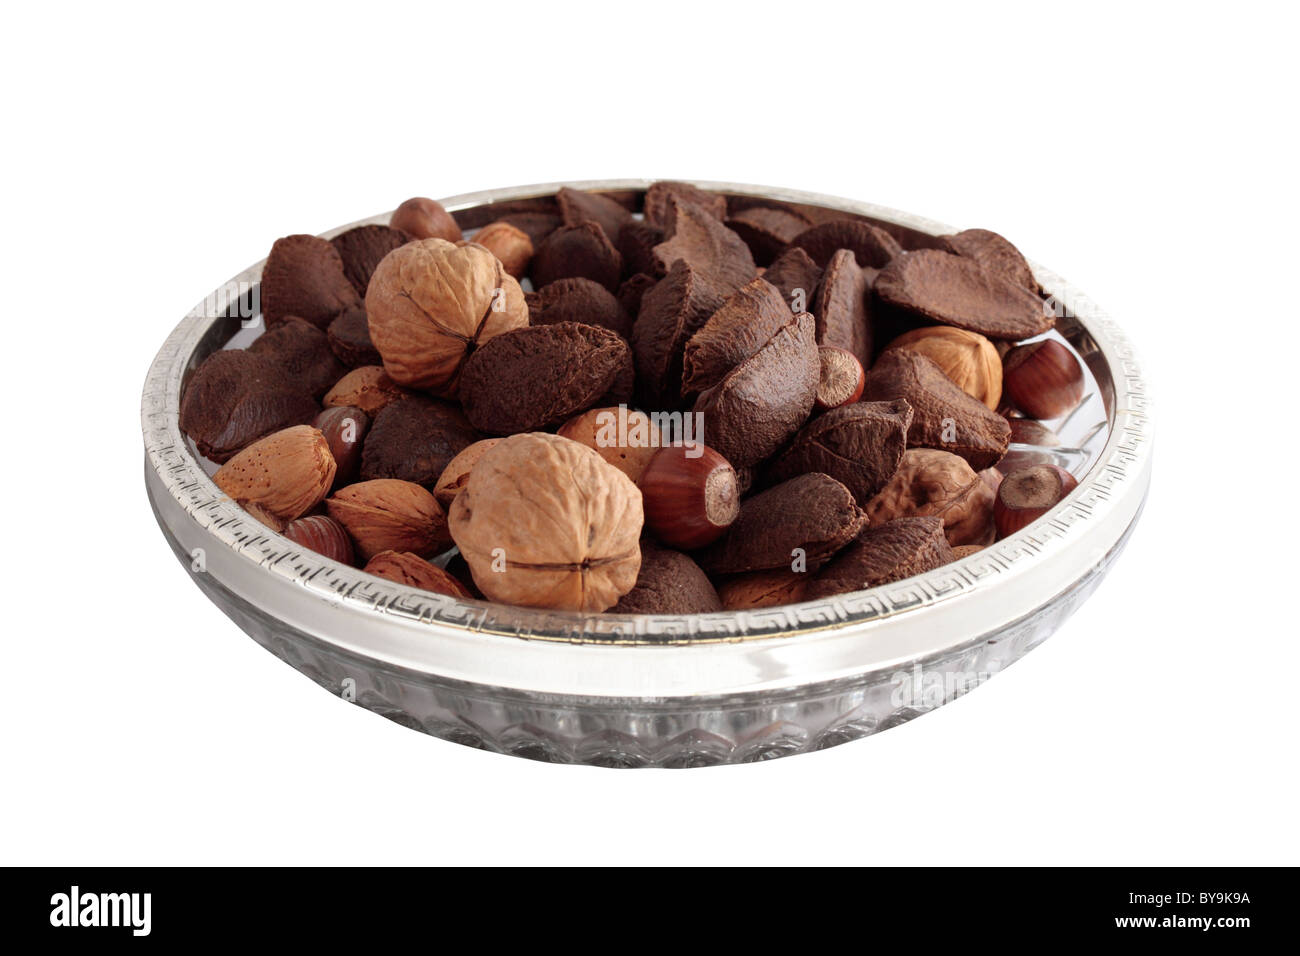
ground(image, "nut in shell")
xmin=326 ymin=478 xmax=449 ymax=561
xmin=447 ymin=433 xmax=643 ymax=611
xmin=365 ymin=238 xmax=528 ymax=395
xmin=865 ymin=448 xmax=996 ymax=547
xmin=884 ymin=326 xmax=1003 ymax=410
xmin=213 ymin=425 xmax=336 ymax=532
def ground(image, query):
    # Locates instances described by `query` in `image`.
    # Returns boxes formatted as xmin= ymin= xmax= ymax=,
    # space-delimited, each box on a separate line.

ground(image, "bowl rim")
xmin=141 ymin=179 xmax=1153 ymax=697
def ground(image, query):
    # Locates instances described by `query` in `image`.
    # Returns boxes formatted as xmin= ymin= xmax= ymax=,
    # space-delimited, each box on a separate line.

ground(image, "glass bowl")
xmin=141 ymin=180 xmax=1153 ymax=767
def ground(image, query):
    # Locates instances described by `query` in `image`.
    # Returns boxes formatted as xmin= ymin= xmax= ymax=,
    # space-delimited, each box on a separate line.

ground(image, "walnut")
xmin=447 ymin=433 xmax=643 ymax=611
xmin=864 ymin=448 xmax=996 ymax=547
xmin=365 ymin=238 xmax=528 ymax=395
xmin=883 ymin=326 xmax=1003 ymax=410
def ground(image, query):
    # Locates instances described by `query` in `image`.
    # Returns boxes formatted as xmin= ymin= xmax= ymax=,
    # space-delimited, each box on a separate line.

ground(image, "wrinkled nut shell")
xmin=326 ymin=478 xmax=449 ymax=561
xmin=432 ymin=438 xmax=502 ymax=509
xmin=865 ymin=448 xmax=996 ymax=547
xmin=448 ymin=433 xmax=643 ymax=611
xmin=363 ymin=551 xmax=473 ymax=598
xmin=213 ymin=425 xmax=337 ymax=532
xmin=884 ymin=326 xmax=1003 ymax=410
xmin=365 ymin=238 xmax=528 ymax=394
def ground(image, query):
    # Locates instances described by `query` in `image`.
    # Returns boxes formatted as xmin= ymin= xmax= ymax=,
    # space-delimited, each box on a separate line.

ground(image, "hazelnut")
xmin=884 ymin=326 xmax=1003 ymax=410
xmin=557 ymin=407 xmax=663 ymax=483
xmin=365 ymin=239 xmax=528 ymax=395
xmin=993 ymin=464 xmax=1078 ymax=538
xmin=390 ymin=197 xmax=462 ymax=242
xmin=464 ymin=222 xmax=533 ymax=279
xmin=312 ymin=405 xmax=370 ymax=486
xmin=432 ymin=438 xmax=502 ymax=509
xmin=363 ymin=551 xmax=473 ymax=599
xmin=283 ymin=514 xmax=356 ymax=565
xmin=323 ymin=366 xmax=409 ymax=414
xmin=326 ymin=479 xmax=449 ymax=561
xmin=213 ymin=425 xmax=336 ymax=532
xmin=638 ymin=444 xmax=740 ymax=550
xmin=1007 ymin=417 xmax=1063 ymax=446
xmin=814 ymin=346 xmax=865 ymax=410
xmin=1002 ymin=339 xmax=1084 ymax=419
xmin=865 ymin=448 xmax=996 ymax=547
xmin=447 ymin=433 xmax=643 ymax=611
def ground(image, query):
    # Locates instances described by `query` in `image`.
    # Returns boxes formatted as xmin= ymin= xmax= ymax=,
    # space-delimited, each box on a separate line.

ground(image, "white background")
xmin=2 ymin=2 xmax=1296 ymax=866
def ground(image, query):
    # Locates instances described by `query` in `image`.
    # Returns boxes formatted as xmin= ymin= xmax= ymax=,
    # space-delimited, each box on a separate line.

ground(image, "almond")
xmin=212 ymin=425 xmax=336 ymax=532
xmin=325 ymin=479 xmax=448 ymax=561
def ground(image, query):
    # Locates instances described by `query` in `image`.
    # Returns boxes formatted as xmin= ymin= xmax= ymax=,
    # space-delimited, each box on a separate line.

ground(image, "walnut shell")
xmin=447 ymin=433 xmax=643 ymax=611
xmin=365 ymin=238 xmax=528 ymax=395
xmin=864 ymin=448 xmax=996 ymax=547
xmin=213 ymin=425 xmax=336 ymax=532
xmin=884 ymin=326 xmax=1003 ymax=409
xmin=325 ymin=479 xmax=449 ymax=561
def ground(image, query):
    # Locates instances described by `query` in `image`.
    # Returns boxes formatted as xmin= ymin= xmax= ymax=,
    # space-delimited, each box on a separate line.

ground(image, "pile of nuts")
xmin=180 ymin=183 xmax=1088 ymax=614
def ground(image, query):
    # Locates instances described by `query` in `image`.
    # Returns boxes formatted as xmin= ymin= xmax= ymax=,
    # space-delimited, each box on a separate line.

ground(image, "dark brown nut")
xmin=179 ymin=350 xmax=319 ymax=463
xmin=432 ymin=438 xmax=502 ymax=509
xmin=213 ymin=426 xmax=336 ymax=532
xmin=447 ymin=433 xmax=644 ymax=611
xmin=360 ymin=395 xmax=479 ymax=487
xmin=525 ymin=277 xmax=632 ymax=340
xmin=874 ymin=249 xmax=1053 ymax=340
xmin=950 ymin=544 xmax=986 ymax=560
xmin=496 ymin=211 xmax=563 ymax=246
xmin=812 ymin=248 xmax=872 ymax=366
xmin=865 ymin=448 xmax=995 ymax=547
xmin=617 ymin=272 xmax=657 ymax=319
xmin=451 ymin=196 xmax=558 ymax=232
xmin=788 ymin=220 xmax=903 ymax=269
xmin=557 ymin=407 xmax=662 ymax=483
xmin=766 ymin=400 xmax=912 ymax=506
xmin=260 ymin=234 xmax=361 ymax=329
xmin=681 ymin=277 xmax=791 ymax=395
xmin=631 ymin=260 xmax=729 ymax=410
xmin=326 ymin=305 xmax=382 ymax=368
xmin=363 ymin=551 xmax=473 ymax=598
xmin=814 ymin=346 xmax=866 ymax=410
xmin=1002 ymin=339 xmax=1084 ymax=419
xmin=330 ymin=224 xmax=412 ymax=297
xmin=365 ymin=238 xmax=529 ymax=395
xmin=248 ymin=316 xmax=346 ymax=399
xmin=862 ymin=349 xmax=1011 ymax=471
xmin=692 ymin=311 xmax=819 ymax=468
xmin=761 ymin=246 xmax=822 ymax=314
xmin=717 ymin=569 xmax=809 ymax=610
xmin=616 ymin=220 xmax=665 ymax=277
xmin=807 ymin=516 xmax=954 ymax=598
xmin=643 ymin=181 xmax=727 ymax=227
xmin=283 ymin=514 xmax=356 ymax=565
xmin=939 ymin=228 xmax=1038 ymax=293
xmin=531 ymin=221 xmax=623 ymax=291
xmin=994 ymin=464 xmax=1078 ymax=538
xmin=638 ymin=444 xmax=740 ymax=550
xmin=696 ymin=473 xmax=866 ymax=575
xmin=323 ymin=365 xmax=410 ymax=414
xmin=465 ymin=222 xmax=533 ymax=279
xmin=883 ymin=326 xmax=1003 ymax=410
xmin=312 ymin=405 xmax=370 ymax=485
xmin=326 ymin=478 xmax=449 ymax=561
xmin=556 ymin=186 xmax=633 ymax=245
xmin=725 ymin=205 xmax=814 ymax=266
xmin=390 ymin=197 xmax=462 ymax=242
xmin=1007 ymin=417 xmax=1062 ymax=446
xmin=611 ymin=542 xmax=722 ymax=615
xmin=652 ymin=198 xmax=756 ymax=294
xmin=459 ymin=323 xmax=634 ymax=434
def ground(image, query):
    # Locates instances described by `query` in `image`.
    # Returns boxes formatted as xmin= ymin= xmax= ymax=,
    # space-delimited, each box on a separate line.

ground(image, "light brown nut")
xmin=557 ymin=407 xmax=663 ymax=483
xmin=363 ymin=551 xmax=473 ymax=598
xmin=325 ymin=479 xmax=449 ymax=561
xmin=463 ymin=222 xmax=533 ymax=279
xmin=432 ymin=438 xmax=502 ymax=510
xmin=322 ymin=366 xmax=409 ymax=414
xmin=213 ymin=425 xmax=336 ymax=532
xmin=883 ymin=326 xmax=1003 ymax=410
xmin=864 ymin=448 xmax=996 ymax=547
xmin=447 ymin=433 xmax=643 ymax=611
xmin=717 ymin=570 xmax=809 ymax=610
xmin=365 ymin=238 xmax=528 ymax=395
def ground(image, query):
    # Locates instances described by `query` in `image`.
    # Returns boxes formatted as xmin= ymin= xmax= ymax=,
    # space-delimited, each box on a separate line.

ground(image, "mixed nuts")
xmin=181 ymin=184 xmax=1090 ymax=615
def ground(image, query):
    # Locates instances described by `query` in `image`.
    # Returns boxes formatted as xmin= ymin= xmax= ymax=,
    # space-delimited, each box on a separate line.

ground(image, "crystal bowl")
xmin=141 ymin=180 xmax=1153 ymax=767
